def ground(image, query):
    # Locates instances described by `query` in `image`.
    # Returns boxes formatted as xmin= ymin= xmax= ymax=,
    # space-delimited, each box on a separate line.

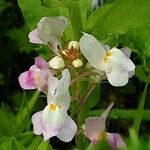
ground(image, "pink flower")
xmin=18 ymin=57 xmax=49 ymax=91
xmin=84 ymin=103 xmax=126 ymax=149
xmin=31 ymin=69 xmax=77 ymax=142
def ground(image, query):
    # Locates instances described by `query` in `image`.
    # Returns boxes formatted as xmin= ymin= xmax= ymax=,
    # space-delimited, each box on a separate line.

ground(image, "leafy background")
xmin=0 ymin=0 xmax=150 ymax=149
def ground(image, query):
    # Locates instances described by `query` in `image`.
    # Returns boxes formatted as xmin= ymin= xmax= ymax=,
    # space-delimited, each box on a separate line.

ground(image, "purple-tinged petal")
xmin=57 ymin=115 xmax=77 ymax=142
xmin=43 ymin=126 xmax=58 ymax=141
xmin=85 ymin=117 xmax=105 ymax=142
xmin=101 ymin=102 xmax=114 ymax=119
xmin=35 ymin=57 xmax=48 ymax=69
xmin=107 ymin=133 xmax=126 ymax=149
xmin=31 ymin=111 xmax=43 ymax=135
xmin=18 ymin=70 xmax=36 ymax=90
xmin=120 ymin=47 xmax=131 ymax=58
xmin=28 ymin=29 xmax=43 ymax=44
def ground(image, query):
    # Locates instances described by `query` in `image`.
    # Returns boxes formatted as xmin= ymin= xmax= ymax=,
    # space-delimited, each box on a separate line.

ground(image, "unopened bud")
xmin=48 ymin=56 xmax=65 ymax=69
xmin=72 ymin=58 xmax=83 ymax=68
xmin=68 ymin=41 xmax=80 ymax=50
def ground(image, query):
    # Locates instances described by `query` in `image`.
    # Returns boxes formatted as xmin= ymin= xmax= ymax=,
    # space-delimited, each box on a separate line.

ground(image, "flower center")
xmin=104 ymin=51 xmax=112 ymax=63
xmin=62 ymin=47 xmax=80 ymax=61
xmin=49 ymin=104 xmax=61 ymax=112
xmin=97 ymin=131 xmax=107 ymax=140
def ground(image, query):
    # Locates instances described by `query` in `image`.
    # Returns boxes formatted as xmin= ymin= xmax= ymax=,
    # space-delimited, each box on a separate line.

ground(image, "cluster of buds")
xmin=48 ymin=41 xmax=83 ymax=70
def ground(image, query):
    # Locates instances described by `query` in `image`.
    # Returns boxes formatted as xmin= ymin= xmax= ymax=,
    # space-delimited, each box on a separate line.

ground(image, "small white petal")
xmin=109 ymin=48 xmax=135 ymax=71
xmin=105 ymin=57 xmax=129 ymax=86
xmin=79 ymin=33 xmax=106 ymax=70
xmin=28 ymin=29 xmax=43 ymax=44
xmin=57 ymin=115 xmax=77 ymax=142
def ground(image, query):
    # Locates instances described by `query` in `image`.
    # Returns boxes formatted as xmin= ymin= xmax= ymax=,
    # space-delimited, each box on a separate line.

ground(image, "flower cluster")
xmin=18 ymin=16 xmax=135 ymax=149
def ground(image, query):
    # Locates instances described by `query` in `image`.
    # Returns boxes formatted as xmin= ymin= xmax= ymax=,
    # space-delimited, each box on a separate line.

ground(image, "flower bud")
xmin=68 ymin=41 xmax=80 ymax=50
xmin=72 ymin=58 xmax=83 ymax=68
xmin=48 ymin=56 xmax=65 ymax=69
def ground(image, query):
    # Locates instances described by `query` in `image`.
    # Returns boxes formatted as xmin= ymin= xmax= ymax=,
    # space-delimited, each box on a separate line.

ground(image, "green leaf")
xmin=37 ymin=140 xmax=53 ymax=150
xmin=0 ymin=105 xmax=17 ymax=137
xmin=7 ymin=26 xmax=34 ymax=53
xmin=0 ymin=137 xmax=26 ymax=150
xmin=76 ymin=133 xmax=89 ymax=150
xmin=16 ymin=90 xmax=40 ymax=126
xmin=87 ymin=0 xmax=150 ymax=40
xmin=17 ymin=0 xmax=59 ymax=29
xmin=132 ymin=82 xmax=149 ymax=135
xmin=135 ymin=65 xmax=150 ymax=83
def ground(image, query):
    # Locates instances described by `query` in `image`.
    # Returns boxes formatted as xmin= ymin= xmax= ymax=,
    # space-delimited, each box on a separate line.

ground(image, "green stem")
xmin=89 ymin=109 xmax=150 ymax=120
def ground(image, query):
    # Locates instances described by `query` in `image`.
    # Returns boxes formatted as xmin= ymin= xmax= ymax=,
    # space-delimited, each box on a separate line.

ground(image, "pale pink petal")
xmin=107 ymin=133 xmax=126 ymax=149
xmin=35 ymin=57 xmax=48 ymax=69
xmin=101 ymin=102 xmax=114 ymax=119
xmin=31 ymin=111 xmax=43 ymax=135
xmin=28 ymin=29 xmax=43 ymax=44
xmin=57 ymin=115 xmax=77 ymax=142
xmin=43 ymin=127 xmax=58 ymax=141
xmin=85 ymin=117 xmax=106 ymax=142
xmin=18 ymin=70 xmax=36 ymax=89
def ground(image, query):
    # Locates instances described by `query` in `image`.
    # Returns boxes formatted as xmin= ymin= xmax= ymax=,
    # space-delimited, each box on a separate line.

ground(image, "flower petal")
xmin=107 ymin=133 xmax=126 ymax=149
xmin=35 ymin=57 xmax=48 ymax=69
xmin=85 ymin=117 xmax=106 ymax=142
xmin=42 ymin=105 xmax=67 ymax=132
xmin=28 ymin=29 xmax=43 ymax=44
xmin=37 ymin=16 xmax=68 ymax=53
xmin=101 ymin=102 xmax=114 ymax=119
xmin=120 ymin=47 xmax=131 ymax=58
xmin=105 ymin=58 xmax=129 ymax=86
xmin=18 ymin=70 xmax=36 ymax=89
xmin=56 ymin=69 xmax=71 ymax=96
xmin=109 ymin=48 xmax=135 ymax=72
xmin=57 ymin=115 xmax=77 ymax=142
xmin=79 ymin=33 xmax=106 ymax=70
xmin=47 ymin=69 xmax=71 ymax=110
xmin=31 ymin=111 xmax=43 ymax=135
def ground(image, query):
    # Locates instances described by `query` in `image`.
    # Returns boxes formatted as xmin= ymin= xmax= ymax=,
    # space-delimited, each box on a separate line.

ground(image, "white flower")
xmin=28 ymin=16 xmax=68 ymax=54
xmin=79 ymin=33 xmax=135 ymax=86
xmin=32 ymin=69 xmax=77 ymax=142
